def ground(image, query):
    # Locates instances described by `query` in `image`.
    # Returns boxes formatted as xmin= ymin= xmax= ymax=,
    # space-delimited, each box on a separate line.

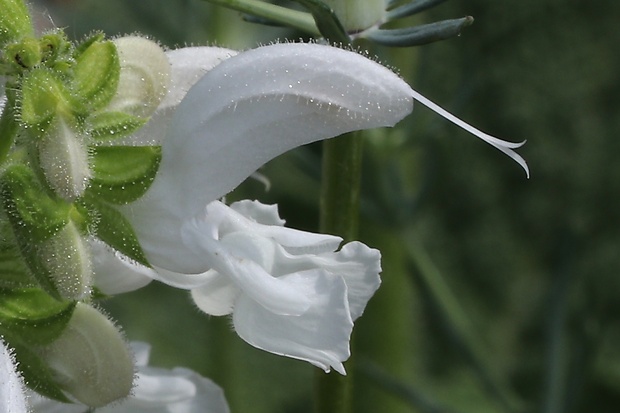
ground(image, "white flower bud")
xmin=38 ymin=116 xmax=91 ymax=201
xmin=107 ymin=36 xmax=171 ymax=118
xmin=37 ymin=303 xmax=134 ymax=407
xmin=40 ymin=221 xmax=92 ymax=300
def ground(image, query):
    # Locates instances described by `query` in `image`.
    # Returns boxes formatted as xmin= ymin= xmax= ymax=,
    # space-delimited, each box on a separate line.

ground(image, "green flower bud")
xmin=5 ymin=36 xmax=41 ymax=71
xmin=39 ymin=30 xmax=74 ymax=72
xmin=106 ymin=36 xmax=170 ymax=118
xmin=321 ymin=0 xmax=385 ymax=32
xmin=0 ymin=0 xmax=33 ymax=45
xmin=37 ymin=303 xmax=134 ymax=407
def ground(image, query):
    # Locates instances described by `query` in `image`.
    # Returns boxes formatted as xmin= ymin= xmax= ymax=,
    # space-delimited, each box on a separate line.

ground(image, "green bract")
xmin=1 ymin=164 xmax=71 ymax=241
xmin=0 ymin=287 xmax=76 ymax=345
xmin=86 ymin=111 xmax=147 ymax=142
xmin=0 ymin=0 xmax=33 ymax=46
xmin=78 ymin=195 xmax=149 ymax=266
xmin=19 ymin=68 xmax=68 ymax=129
xmin=89 ymin=145 xmax=162 ymax=204
xmin=72 ymin=39 xmax=120 ymax=112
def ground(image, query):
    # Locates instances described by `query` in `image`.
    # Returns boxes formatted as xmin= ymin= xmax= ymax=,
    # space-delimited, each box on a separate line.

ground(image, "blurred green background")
xmin=32 ymin=0 xmax=620 ymax=412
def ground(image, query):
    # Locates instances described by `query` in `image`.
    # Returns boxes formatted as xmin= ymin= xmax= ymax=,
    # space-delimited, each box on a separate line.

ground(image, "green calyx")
xmin=0 ymin=0 xmax=33 ymax=46
xmin=0 ymin=287 xmax=76 ymax=402
xmin=72 ymin=37 xmax=120 ymax=112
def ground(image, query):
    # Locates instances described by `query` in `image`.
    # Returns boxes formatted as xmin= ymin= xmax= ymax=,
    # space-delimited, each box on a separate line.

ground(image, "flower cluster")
xmin=0 ymin=0 xmax=527 ymax=411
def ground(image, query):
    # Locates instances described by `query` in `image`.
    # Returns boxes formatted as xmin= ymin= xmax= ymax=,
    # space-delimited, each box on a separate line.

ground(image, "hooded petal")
xmin=0 ymin=340 xmax=28 ymax=413
xmin=232 ymin=270 xmax=352 ymax=374
xmin=123 ymin=42 xmax=413 ymax=273
xmin=113 ymin=46 xmax=237 ymax=146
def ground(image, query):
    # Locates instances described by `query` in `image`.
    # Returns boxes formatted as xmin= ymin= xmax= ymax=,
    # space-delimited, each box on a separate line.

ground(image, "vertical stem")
xmin=314 ymin=131 xmax=363 ymax=413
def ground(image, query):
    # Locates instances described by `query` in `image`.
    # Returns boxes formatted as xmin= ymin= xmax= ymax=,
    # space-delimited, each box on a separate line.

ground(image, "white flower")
xmin=0 ymin=340 xmax=27 ymax=413
xmin=111 ymin=42 xmax=526 ymax=371
xmin=28 ymin=342 xmax=230 ymax=413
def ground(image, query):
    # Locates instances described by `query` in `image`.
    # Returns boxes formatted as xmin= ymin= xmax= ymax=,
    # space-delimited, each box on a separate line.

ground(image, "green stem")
xmin=314 ymin=131 xmax=363 ymax=413
xmin=201 ymin=0 xmax=320 ymax=36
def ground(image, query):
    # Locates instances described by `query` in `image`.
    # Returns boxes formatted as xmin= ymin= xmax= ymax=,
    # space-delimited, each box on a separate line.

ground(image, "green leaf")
xmin=87 ymin=111 xmax=147 ymax=142
xmin=72 ymin=39 xmax=120 ymax=112
xmin=0 ymin=164 xmax=71 ymax=241
xmin=0 ymin=219 xmax=36 ymax=289
xmin=290 ymin=0 xmax=350 ymax=44
xmin=79 ymin=196 xmax=150 ymax=267
xmin=0 ymin=165 xmax=72 ymax=298
xmin=18 ymin=68 xmax=67 ymax=128
xmin=10 ymin=340 xmax=72 ymax=403
xmin=0 ymin=0 xmax=33 ymax=45
xmin=386 ymin=0 xmax=448 ymax=21
xmin=88 ymin=145 xmax=161 ymax=204
xmin=0 ymin=287 xmax=76 ymax=345
xmin=365 ymin=17 xmax=474 ymax=47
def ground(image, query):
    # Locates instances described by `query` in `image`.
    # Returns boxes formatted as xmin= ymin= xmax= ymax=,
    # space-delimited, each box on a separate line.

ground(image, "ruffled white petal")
xmin=0 ymin=340 xmax=28 ymax=413
xmin=190 ymin=272 xmax=239 ymax=316
xmin=90 ymin=238 xmax=154 ymax=294
xmin=173 ymin=200 xmax=381 ymax=373
xmin=124 ymin=42 xmax=413 ymax=273
xmin=233 ymin=270 xmax=352 ymax=374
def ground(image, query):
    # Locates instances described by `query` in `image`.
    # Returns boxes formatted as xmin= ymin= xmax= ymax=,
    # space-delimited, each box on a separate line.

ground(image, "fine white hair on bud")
xmin=38 ymin=116 xmax=91 ymax=201
xmin=39 ymin=221 xmax=93 ymax=300
xmin=107 ymin=36 xmax=171 ymax=118
xmin=37 ymin=303 xmax=134 ymax=407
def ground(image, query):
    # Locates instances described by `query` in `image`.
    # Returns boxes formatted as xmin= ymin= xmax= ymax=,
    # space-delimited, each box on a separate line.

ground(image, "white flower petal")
xmin=265 ymin=240 xmax=381 ymax=321
xmin=131 ymin=367 xmax=197 ymax=405
xmin=190 ymin=272 xmax=240 ymax=316
xmin=161 ymin=47 xmax=238 ymax=111
xmin=131 ymin=341 xmax=151 ymax=367
xmin=90 ymin=238 xmax=154 ymax=295
xmin=232 ymin=270 xmax=352 ymax=375
xmin=182 ymin=223 xmax=312 ymax=316
xmin=330 ymin=242 xmax=382 ymax=320
xmin=125 ymin=43 xmax=413 ymax=273
xmin=0 ymin=340 xmax=28 ymax=413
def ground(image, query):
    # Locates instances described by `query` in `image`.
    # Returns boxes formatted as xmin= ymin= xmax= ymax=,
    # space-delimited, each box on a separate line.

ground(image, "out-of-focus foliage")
xmin=35 ymin=0 xmax=620 ymax=412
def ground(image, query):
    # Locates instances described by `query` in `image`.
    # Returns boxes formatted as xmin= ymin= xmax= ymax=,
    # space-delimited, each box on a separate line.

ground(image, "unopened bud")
xmin=107 ymin=36 xmax=171 ymax=118
xmin=39 ymin=221 xmax=92 ymax=300
xmin=37 ymin=303 xmax=134 ymax=407
xmin=38 ymin=115 xmax=91 ymax=200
